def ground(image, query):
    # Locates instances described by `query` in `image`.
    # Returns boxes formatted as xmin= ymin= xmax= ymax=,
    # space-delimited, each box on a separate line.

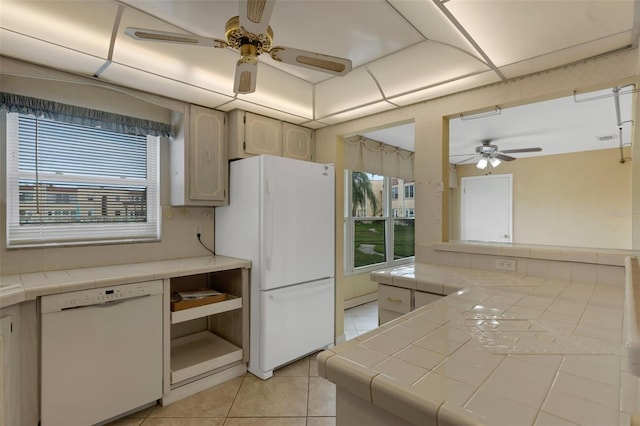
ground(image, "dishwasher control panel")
xmin=40 ymin=280 xmax=163 ymax=313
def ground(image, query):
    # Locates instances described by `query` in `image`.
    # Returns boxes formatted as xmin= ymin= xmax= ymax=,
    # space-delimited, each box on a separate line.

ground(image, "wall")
xmin=316 ymin=48 xmax=640 ymax=339
xmin=343 ymin=272 xmax=378 ymax=303
xmin=0 ymin=60 xmax=216 ymax=275
xmin=450 ymin=147 xmax=633 ymax=249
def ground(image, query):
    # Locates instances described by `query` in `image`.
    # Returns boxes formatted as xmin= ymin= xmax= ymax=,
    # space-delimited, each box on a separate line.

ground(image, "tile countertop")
xmin=318 ymin=262 xmax=640 ymax=426
xmin=0 ymin=255 xmax=251 ymax=309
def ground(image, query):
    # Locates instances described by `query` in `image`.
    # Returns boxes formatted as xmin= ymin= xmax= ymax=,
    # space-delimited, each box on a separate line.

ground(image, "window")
xmin=404 ymin=184 xmax=414 ymax=199
xmin=6 ymin=113 xmax=160 ymax=247
xmin=344 ymin=170 xmax=415 ymax=273
xmin=392 ymin=186 xmax=398 ymax=200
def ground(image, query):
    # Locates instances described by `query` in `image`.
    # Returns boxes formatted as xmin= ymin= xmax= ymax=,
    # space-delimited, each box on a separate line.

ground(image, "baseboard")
xmin=344 ymin=292 xmax=378 ymax=310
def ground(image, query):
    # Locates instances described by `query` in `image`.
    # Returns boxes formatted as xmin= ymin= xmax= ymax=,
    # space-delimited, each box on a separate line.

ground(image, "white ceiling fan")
xmin=125 ymin=0 xmax=353 ymax=94
xmin=452 ymin=139 xmax=542 ymax=169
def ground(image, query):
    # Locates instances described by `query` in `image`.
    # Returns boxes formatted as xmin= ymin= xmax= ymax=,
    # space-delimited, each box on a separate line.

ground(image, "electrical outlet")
xmin=495 ymin=258 xmax=516 ymax=271
xmin=194 ymin=225 xmax=201 ymax=235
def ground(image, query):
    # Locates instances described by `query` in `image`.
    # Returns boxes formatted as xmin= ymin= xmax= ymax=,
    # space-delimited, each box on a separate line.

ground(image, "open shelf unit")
xmin=161 ymin=263 xmax=249 ymax=405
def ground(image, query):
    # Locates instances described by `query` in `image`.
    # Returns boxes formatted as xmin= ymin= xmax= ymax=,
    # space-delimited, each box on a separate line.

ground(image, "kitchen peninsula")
xmin=319 ymin=252 xmax=640 ymax=425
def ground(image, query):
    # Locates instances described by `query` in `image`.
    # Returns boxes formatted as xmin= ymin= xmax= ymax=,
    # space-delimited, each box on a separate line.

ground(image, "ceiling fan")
xmin=125 ymin=0 xmax=353 ymax=94
xmin=452 ymin=139 xmax=542 ymax=169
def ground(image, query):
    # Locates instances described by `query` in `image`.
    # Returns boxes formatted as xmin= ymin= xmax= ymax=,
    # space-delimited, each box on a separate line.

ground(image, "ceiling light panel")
xmin=0 ymin=1 xmax=119 ymax=58
xmin=263 ymin=1 xmax=424 ymax=69
xmin=314 ymin=68 xmax=383 ymax=118
xmin=121 ymin=0 xmax=238 ymax=40
xmin=98 ymin=63 xmax=234 ymax=109
xmin=233 ymin=63 xmax=313 ymax=119
xmin=390 ymin=71 xmax=500 ymax=107
xmin=113 ymin=8 xmax=237 ymax=97
xmin=0 ymin=29 xmax=108 ymax=77
xmin=318 ymin=101 xmax=397 ymax=125
xmin=367 ymin=41 xmax=490 ymax=98
xmin=388 ymin=0 xmax=482 ymax=59
xmin=444 ymin=0 xmax=635 ymax=67
xmin=499 ymin=32 xmax=634 ymax=79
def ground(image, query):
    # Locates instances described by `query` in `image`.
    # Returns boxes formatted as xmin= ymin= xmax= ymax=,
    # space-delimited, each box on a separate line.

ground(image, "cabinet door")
xmin=244 ymin=112 xmax=282 ymax=156
xmin=282 ymin=123 xmax=314 ymax=161
xmin=0 ymin=313 xmax=17 ymax=426
xmin=378 ymin=284 xmax=411 ymax=314
xmin=189 ymin=105 xmax=228 ymax=203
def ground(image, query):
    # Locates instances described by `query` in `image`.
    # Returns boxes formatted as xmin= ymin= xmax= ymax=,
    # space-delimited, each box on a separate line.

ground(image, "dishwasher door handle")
xmin=60 ymin=294 xmax=151 ymax=311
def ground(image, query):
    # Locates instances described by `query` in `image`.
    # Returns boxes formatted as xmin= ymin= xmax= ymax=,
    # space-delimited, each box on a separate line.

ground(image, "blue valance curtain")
xmin=0 ymin=92 xmax=173 ymax=137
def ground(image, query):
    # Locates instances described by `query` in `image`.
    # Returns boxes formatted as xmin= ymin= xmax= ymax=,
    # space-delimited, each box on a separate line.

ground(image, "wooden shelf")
xmin=170 ymin=331 xmax=243 ymax=384
xmin=171 ymin=294 xmax=242 ymax=324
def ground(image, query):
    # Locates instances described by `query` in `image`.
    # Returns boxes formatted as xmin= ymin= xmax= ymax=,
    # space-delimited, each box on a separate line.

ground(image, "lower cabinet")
xmin=0 ymin=310 xmax=17 ymax=426
xmin=414 ymin=291 xmax=442 ymax=309
xmin=378 ymin=284 xmax=443 ymax=325
xmin=378 ymin=285 xmax=411 ymax=325
xmin=162 ymin=267 xmax=249 ymax=405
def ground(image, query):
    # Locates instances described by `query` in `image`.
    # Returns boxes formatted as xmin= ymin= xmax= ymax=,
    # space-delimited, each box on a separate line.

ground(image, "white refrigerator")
xmin=215 ymin=155 xmax=335 ymax=379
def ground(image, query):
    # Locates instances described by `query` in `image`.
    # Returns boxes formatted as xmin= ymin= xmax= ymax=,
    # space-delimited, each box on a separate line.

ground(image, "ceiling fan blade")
xmin=239 ymin=0 xmax=275 ymax=36
xmin=500 ymin=147 xmax=542 ymax=154
xmin=495 ymin=154 xmax=517 ymax=162
xmin=269 ymin=46 xmax=352 ymax=76
xmin=125 ymin=27 xmax=226 ymax=48
xmin=234 ymin=60 xmax=258 ymax=94
xmin=449 ymin=153 xmax=477 ymax=157
xmin=453 ymin=154 xmax=480 ymax=164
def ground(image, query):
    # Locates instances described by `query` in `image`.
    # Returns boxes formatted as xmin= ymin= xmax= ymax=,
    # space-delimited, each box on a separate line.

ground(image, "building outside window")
xmin=404 ymin=183 xmax=414 ymax=199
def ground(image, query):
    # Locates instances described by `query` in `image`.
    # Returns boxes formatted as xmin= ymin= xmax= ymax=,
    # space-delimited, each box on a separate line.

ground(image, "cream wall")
xmin=343 ymin=273 xmax=378 ymax=302
xmin=0 ymin=60 xmax=217 ymax=275
xmin=450 ymin=148 xmax=633 ymax=249
xmin=316 ymin=48 xmax=640 ymax=339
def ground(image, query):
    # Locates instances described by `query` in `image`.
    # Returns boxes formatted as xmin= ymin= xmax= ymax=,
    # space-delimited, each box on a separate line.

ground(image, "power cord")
xmin=197 ymin=233 xmax=215 ymax=255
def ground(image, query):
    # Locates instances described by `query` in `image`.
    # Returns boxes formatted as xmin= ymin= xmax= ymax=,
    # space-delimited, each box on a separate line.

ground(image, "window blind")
xmin=6 ymin=113 xmax=160 ymax=247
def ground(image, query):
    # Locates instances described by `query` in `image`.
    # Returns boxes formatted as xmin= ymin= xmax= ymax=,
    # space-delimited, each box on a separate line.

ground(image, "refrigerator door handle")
xmin=265 ymin=178 xmax=273 ymax=271
xmin=267 ymin=281 xmax=332 ymax=300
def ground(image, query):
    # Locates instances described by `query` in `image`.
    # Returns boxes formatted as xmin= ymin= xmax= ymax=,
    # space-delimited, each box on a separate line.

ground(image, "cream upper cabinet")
xmin=282 ymin=122 xmax=314 ymax=161
xmin=229 ymin=110 xmax=283 ymax=159
xmin=171 ymin=104 xmax=228 ymax=206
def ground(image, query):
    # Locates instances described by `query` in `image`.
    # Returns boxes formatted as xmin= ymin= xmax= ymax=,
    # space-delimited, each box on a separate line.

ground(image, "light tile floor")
xmin=109 ymin=301 xmax=378 ymax=426
xmin=343 ymin=300 xmax=379 ymax=341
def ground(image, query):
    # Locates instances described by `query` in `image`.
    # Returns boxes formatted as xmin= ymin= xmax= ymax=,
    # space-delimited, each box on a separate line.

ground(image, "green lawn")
xmin=353 ymin=220 xmax=414 ymax=268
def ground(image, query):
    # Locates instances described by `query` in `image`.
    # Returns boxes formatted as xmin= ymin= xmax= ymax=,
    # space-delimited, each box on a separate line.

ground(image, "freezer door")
xmin=260 ymin=156 xmax=335 ymax=290
xmin=258 ymin=279 xmax=334 ymax=374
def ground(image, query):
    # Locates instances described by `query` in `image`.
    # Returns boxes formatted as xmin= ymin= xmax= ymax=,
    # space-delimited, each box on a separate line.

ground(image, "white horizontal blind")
xmin=6 ymin=112 xmax=160 ymax=247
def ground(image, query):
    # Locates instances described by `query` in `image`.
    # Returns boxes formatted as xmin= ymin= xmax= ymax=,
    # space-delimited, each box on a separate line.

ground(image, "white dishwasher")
xmin=41 ymin=280 xmax=163 ymax=426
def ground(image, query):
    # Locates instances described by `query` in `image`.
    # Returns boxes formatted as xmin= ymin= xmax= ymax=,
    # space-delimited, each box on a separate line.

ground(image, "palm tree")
xmin=352 ymin=171 xmax=379 ymax=217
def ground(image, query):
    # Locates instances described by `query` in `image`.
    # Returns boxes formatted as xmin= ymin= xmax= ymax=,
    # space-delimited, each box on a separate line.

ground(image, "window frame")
xmin=344 ymin=170 xmax=414 ymax=276
xmin=5 ymin=111 xmax=161 ymax=248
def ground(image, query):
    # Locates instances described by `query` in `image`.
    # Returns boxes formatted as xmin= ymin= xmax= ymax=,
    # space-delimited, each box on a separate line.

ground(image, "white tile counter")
xmin=319 ymin=262 xmax=640 ymax=426
xmin=0 ymin=255 xmax=251 ymax=308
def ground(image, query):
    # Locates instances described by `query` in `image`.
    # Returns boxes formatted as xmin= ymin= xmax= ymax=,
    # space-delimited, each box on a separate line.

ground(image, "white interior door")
xmin=461 ymin=174 xmax=512 ymax=243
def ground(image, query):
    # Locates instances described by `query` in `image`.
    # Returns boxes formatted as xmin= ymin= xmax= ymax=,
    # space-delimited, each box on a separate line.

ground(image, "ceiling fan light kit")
xmin=476 ymin=157 xmax=489 ymax=170
xmin=460 ymin=139 xmax=542 ymax=169
xmin=125 ymin=0 xmax=352 ymax=95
